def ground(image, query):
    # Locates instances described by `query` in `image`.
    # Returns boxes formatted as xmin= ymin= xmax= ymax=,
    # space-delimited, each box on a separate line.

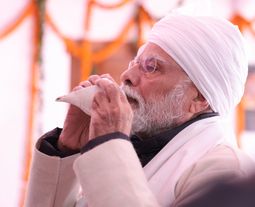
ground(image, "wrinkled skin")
xmin=58 ymin=74 xmax=133 ymax=151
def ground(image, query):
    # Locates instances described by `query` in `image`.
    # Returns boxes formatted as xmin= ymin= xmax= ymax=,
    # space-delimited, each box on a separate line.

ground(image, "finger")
xmin=88 ymin=75 xmax=101 ymax=85
xmin=94 ymin=90 xmax=110 ymax=105
xmin=119 ymin=89 xmax=129 ymax=103
xmin=100 ymin=74 xmax=116 ymax=83
xmin=96 ymin=78 xmax=121 ymax=106
xmin=72 ymin=85 xmax=83 ymax=91
xmin=71 ymin=80 xmax=92 ymax=92
xmin=79 ymin=80 xmax=92 ymax=88
xmin=92 ymin=91 xmax=110 ymax=118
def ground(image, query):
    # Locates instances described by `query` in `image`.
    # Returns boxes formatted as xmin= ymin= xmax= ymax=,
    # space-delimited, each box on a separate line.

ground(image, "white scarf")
xmin=144 ymin=116 xmax=227 ymax=206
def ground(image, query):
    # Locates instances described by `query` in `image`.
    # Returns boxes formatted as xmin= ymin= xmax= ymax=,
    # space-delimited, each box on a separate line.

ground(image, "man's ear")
xmin=189 ymin=93 xmax=209 ymax=114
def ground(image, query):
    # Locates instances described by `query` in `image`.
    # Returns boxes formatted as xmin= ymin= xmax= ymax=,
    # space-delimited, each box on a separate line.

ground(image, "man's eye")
xmin=144 ymin=64 xmax=157 ymax=73
xmin=143 ymin=58 xmax=158 ymax=73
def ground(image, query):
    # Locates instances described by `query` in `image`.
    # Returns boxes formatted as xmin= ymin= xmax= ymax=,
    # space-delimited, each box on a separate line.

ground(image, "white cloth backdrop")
xmin=0 ymin=0 xmax=31 ymax=206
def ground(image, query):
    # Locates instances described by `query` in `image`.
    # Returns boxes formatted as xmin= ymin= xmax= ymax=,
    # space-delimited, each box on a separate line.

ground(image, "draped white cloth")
xmin=73 ymin=116 xmax=253 ymax=207
xmin=148 ymin=14 xmax=248 ymax=116
xmin=74 ymin=116 xmax=230 ymax=207
xmin=144 ymin=116 xmax=227 ymax=206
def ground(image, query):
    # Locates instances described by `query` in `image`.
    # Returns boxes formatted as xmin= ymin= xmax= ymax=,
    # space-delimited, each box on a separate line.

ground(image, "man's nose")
xmin=120 ymin=64 xmax=140 ymax=87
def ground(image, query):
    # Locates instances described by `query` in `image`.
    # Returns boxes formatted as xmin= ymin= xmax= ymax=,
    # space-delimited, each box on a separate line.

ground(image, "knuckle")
xmin=106 ymin=83 xmax=118 ymax=95
xmin=88 ymin=75 xmax=100 ymax=83
xmin=111 ymin=107 xmax=120 ymax=116
xmin=94 ymin=91 xmax=102 ymax=98
xmin=100 ymin=73 xmax=110 ymax=78
xmin=89 ymin=74 xmax=99 ymax=79
xmin=101 ymin=74 xmax=115 ymax=82
xmin=106 ymin=82 xmax=115 ymax=91
xmin=79 ymin=80 xmax=91 ymax=87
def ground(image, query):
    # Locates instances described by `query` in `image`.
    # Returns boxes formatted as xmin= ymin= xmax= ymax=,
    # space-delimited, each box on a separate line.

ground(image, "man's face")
xmin=120 ymin=43 xmax=197 ymax=136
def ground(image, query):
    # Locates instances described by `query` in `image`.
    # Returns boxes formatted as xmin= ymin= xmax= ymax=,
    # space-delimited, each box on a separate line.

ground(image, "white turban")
xmin=148 ymin=14 xmax=248 ymax=116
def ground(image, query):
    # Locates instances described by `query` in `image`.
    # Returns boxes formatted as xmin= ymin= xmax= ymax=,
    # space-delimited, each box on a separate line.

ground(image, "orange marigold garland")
xmin=0 ymin=2 xmax=34 ymax=39
xmin=19 ymin=0 xmax=45 ymax=206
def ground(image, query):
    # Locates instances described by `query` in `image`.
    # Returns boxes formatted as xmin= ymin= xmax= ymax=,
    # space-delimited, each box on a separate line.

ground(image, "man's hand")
xmin=89 ymin=76 xmax=133 ymax=139
xmin=58 ymin=80 xmax=92 ymax=152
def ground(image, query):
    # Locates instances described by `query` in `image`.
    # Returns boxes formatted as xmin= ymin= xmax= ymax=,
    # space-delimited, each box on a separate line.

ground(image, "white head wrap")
xmin=148 ymin=14 xmax=248 ymax=116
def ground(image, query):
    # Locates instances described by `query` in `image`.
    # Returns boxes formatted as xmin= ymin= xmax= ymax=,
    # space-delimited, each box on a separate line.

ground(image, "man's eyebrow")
xmin=150 ymin=56 xmax=169 ymax=64
xmin=135 ymin=55 xmax=169 ymax=64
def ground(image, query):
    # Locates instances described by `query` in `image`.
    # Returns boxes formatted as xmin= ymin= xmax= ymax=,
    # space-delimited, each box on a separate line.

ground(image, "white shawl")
xmin=75 ymin=116 xmax=230 ymax=207
xmin=144 ymin=116 xmax=227 ymax=206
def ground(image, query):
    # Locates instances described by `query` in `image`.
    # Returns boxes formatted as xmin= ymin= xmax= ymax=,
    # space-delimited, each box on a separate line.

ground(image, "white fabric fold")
xmin=144 ymin=116 xmax=227 ymax=206
xmin=148 ymin=14 xmax=248 ymax=116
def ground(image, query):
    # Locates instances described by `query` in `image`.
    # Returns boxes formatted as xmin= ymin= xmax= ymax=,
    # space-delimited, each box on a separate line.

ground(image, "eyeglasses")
xmin=128 ymin=57 xmax=159 ymax=73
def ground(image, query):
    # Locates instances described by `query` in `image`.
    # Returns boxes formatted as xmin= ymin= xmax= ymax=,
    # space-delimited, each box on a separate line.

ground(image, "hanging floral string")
xmin=135 ymin=6 xmax=155 ymax=47
xmin=0 ymin=1 xmax=253 ymax=206
xmin=45 ymin=0 xmax=157 ymax=81
xmin=91 ymin=0 xmax=132 ymax=9
xmin=0 ymin=1 xmax=41 ymax=207
xmin=18 ymin=0 xmax=45 ymax=206
xmin=0 ymin=3 xmax=34 ymax=39
xmin=230 ymin=14 xmax=255 ymax=35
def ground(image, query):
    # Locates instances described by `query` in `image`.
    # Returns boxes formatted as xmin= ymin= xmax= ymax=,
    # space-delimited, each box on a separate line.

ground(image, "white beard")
xmin=121 ymin=80 xmax=191 ymax=137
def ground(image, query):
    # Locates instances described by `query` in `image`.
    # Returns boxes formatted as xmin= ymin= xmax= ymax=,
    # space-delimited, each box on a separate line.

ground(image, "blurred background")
xmin=0 ymin=0 xmax=255 ymax=206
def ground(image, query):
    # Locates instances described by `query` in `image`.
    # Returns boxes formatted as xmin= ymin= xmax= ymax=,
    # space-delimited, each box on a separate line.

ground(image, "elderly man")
xmin=25 ymin=14 xmax=254 ymax=207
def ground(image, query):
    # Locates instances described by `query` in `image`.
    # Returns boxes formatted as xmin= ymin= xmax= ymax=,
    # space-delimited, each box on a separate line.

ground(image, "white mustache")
xmin=120 ymin=85 xmax=144 ymax=104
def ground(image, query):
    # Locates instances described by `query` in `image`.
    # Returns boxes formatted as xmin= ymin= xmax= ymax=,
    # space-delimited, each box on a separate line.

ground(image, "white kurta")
xmin=25 ymin=116 xmax=255 ymax=207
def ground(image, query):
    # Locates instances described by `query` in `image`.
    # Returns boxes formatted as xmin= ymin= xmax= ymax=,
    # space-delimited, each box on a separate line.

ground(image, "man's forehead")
xmin=136 ymin=43 xmax=172 ymax=63
xmin=137 ymin=42 xmax=186 ymax=70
